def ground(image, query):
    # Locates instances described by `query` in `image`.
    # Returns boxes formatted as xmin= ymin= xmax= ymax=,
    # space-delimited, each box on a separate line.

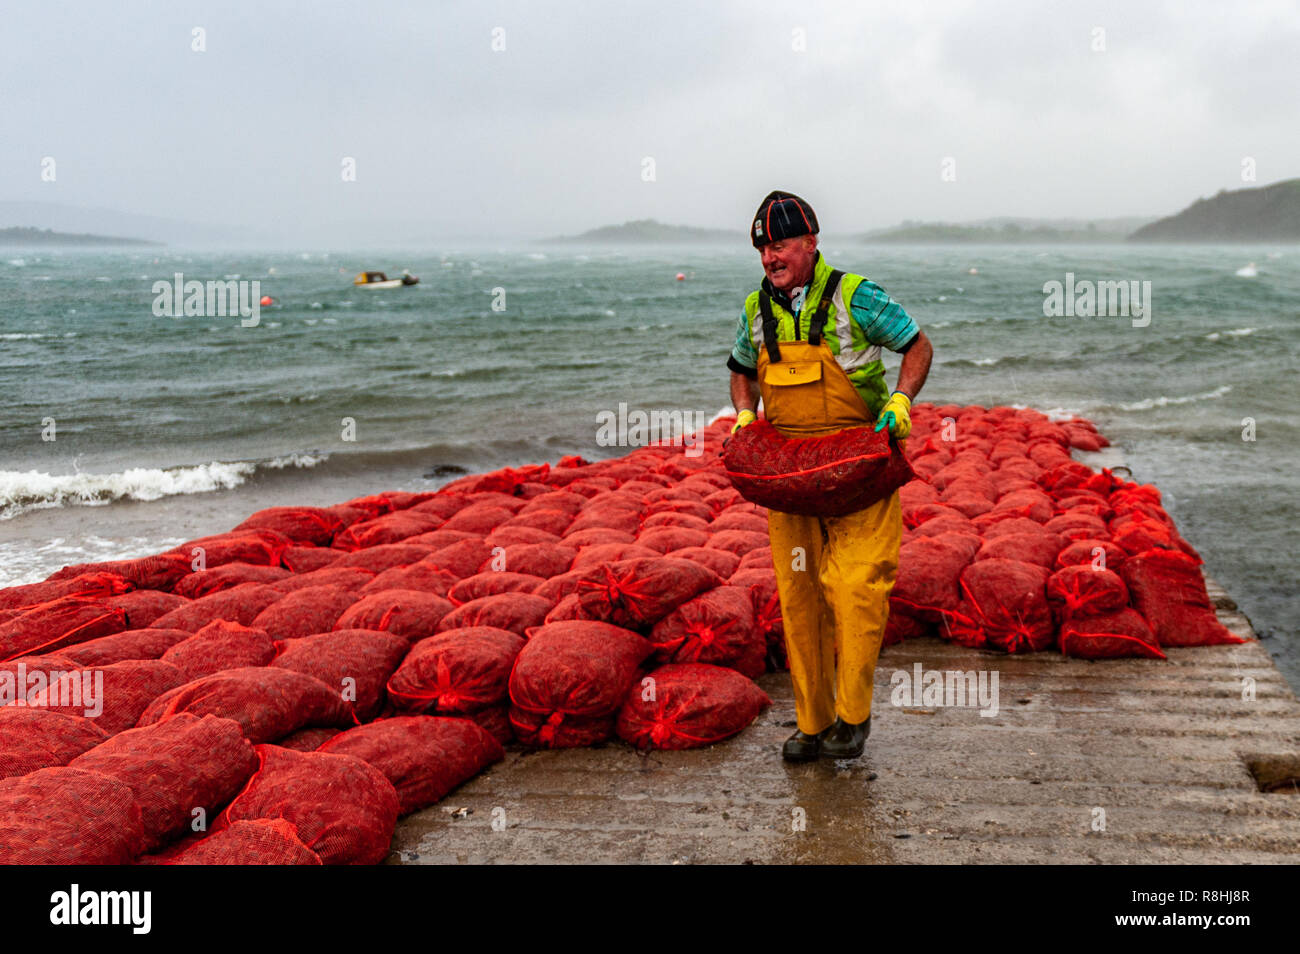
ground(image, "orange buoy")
xmin=675 ymin=272 xmax=685 ymax=281
xmin=260 ymin=295 xmax=274 ymax=306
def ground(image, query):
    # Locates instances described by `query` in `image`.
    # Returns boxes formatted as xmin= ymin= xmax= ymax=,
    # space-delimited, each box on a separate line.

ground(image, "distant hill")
xmin=0 ymin=226 xmax=159 ymax=247
xmin=546 ymin=218 xmax=736 ymax=243
xmin=860 ymin=217 xmax=1152 ymax=244
xmin=1128 ymin=179 xmax=1300 ymax=242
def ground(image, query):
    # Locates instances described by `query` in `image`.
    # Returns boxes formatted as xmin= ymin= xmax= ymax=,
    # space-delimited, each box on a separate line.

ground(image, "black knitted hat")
xmin=751 ymin=191 xmax=819 ymax=247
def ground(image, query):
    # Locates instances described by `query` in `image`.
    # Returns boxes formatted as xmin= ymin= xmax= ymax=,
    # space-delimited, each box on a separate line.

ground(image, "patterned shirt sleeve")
xmin=851 ymin=280 xmax=919 ymax=352
xmin=730 ymin=309 xmax=758 ymax=371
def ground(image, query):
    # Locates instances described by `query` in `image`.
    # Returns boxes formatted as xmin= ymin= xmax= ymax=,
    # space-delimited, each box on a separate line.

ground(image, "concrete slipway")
xmin=389 ymin=575 xmax=1300 ymax=865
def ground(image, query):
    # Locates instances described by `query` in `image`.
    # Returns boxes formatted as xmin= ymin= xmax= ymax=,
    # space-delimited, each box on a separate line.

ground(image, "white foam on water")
xmin=0 ymin=453 xmax=327 ymax=520
xmin=1116 ymin=384 xmax=1232 ymax=412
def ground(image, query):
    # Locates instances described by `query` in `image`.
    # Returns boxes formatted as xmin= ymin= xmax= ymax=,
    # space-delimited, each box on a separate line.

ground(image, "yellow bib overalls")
xmin=754 ymin=272 xmax=902 ymax=734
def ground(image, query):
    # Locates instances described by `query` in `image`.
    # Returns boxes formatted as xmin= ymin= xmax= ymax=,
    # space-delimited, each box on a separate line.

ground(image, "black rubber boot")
xmin=819 ymin=716 xmax=870 ymax=759
xmin=781 ymin=727 xmax=826 ymax=762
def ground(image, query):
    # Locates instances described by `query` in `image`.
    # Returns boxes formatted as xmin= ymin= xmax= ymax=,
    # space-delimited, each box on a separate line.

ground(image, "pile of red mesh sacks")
xmin=0 ymin=404 xmax=1245 ymax=864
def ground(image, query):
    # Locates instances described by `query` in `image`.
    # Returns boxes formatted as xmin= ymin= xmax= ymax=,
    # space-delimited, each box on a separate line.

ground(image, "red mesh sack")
xmin=1054 ymin=538 xmax=1127 ymax=572
xmin=616 ymin=663 xmax=772 ymax=749
xmin=560 ymin=528 xmax=636 ymax=549
xmin=281 ymin=546 xmax=342 ymax=573
xmin=1045 ymin=565 xmax=1130 ymax=620
xmin=635 ymin=527 xmax=711 ymax=554
xmin=150 ymin=583 xmax=283 ymax=633
xmin=333 ymin=544 xmax=437 ymax=574
xmin=973 ymin=531 xmax=1063 ymax=570
xmin=48 ymin=553 xmax=192 ymax=591
xmin=501 ymin=508 xmax=574 ymax=536
xmin=485 ymin=526 xmax=562 ymax=547
xmin=0 ymin=597 xmax=128 ymax=660
xmin=70 ymin=713 xmax=258 ymax=851
xmin=319 ymin=715 xmax=503 ymax=815
xmin=270 ymin=629 xmax=409 ymax=721
xmin=570 ymin=542 xmax=659 ymax=570
xmin=465 ymin=705 xmax=513 ymax=745
xmin=334 ymin=589 xmax=455 ymax=643
xmin=704 ymin=529 xmax=770 ymax=557
xmin=667 ymin=546 xmax=742 ymax=579
xmin=105 ymin=589 xmax=188 ymax=628
xmin=137 ymin=666 xmax=356 ymax=743
xmin=439 ymin=504 xmax=515 ymax=536
xmin=161 ymin=818 xmax=322 ymax=865
xmin=0 ymin=707 xmax=108 ymax=779
xmin=0 ymin=767 xmax=146 ymax=864
xmin=173 ymin=563 xmax=291 ymax=599
xmin=648 ymin=586 xmax=765 ymax=678
xmin=574 ymin=558 xmax=722 ymax=630
xmin=0 ymin=571 xmax=133 ymax=612
xmin=1120 ymin=550 xmax=1246 ymax=647
xmin=28 ymin=659 xmax=187 ymax=735
xmin=161 ymin=620 xmax=277 ymax=680
xmin=448 ymin=572 xmax=545 ymax=606
xmin=218 ymin=745 xmax=398 ymax=865
xmin=234 ymin=506 xmax=345 ymax=546
xmin=641 ymin=511 xmax=711 ymax=531
xmin=564 ymin=505 xmax=643 ymax=537
xmin=59 ymin=627 xmax=192 ymax=666
xmin=358 ymin=561 xmax=457 ymax=597
xmin=436 ymin=593 xmax=554 ymax=636
xmin=422 ymin=540 xmax=497 ymax=579
xmin=269 ymin=566 xmax=375 ymax=594
xmin=168 ymin=529 xmax=292 ymax=570
xmin=477 ymin=543 xmax=577 ymax=579
xmin=709 ymin=510 xmax=769 ymax=534
xmin=892 ymin=536 xmax=976 ymax=621
xmin=958 ymin=559 xmax=1054 ymax=653
xmin=1059 ymin=608 xmax=1165 ymax=660
xmin=250 ymin=585 xmax=358 ymax=639
xmin=644 ymin=498 xmax=712 ymax=522
xmin=275 ymin=726 xmax=343 ymax=751
xmin=530 ymin=568 xmax=589 ymax=602
xmin=404 ymin=529 xmax=479 ymax=550
xmin=509 ymin=621 xmax=653 ymax=747
xmin=387 ymin=626 xmax=525 ymax=713
xmin=332 ymin=511 xmax=445 ymax=551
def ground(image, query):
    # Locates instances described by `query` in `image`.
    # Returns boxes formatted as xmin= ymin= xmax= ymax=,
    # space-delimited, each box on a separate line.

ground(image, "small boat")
xmin=1234 ymin=262 xmax=1258 ymax=278
xmin=354 ymin=270 xmax=419 ymax=288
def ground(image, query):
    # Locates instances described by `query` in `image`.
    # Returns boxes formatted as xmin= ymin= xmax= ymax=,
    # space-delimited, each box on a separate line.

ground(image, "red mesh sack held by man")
xmin=723 ymin=418 xmax=914 ymax=516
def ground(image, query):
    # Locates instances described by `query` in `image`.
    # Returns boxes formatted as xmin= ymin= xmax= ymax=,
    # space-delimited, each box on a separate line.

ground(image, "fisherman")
xmin=727 ymin=190 xmax=933 ymax=761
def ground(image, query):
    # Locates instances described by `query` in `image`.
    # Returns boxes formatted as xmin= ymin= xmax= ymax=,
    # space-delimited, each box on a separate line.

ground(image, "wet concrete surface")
xmin=389 ymin=577 xmax=1300 ymax=864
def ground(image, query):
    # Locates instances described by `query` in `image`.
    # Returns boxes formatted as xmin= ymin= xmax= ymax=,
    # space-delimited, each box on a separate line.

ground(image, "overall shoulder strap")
xmin=807 ymin=270 xmax=844 ymax=346
xmin=758 ymin=291 xmax=782 ymax=363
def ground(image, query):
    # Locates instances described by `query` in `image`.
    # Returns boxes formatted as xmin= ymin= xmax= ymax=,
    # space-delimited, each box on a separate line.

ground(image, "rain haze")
xmin=3 ymin=0 xmax=1299 ymax=244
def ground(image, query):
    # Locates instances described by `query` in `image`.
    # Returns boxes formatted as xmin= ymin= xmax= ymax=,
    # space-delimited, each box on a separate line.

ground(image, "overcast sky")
xmin=3 ymin=0 xmax=1298 ymax=242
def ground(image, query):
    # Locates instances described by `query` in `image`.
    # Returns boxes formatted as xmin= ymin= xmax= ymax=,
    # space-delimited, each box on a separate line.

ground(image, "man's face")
xmin=759 ymin=235 xmax=817 ymax=293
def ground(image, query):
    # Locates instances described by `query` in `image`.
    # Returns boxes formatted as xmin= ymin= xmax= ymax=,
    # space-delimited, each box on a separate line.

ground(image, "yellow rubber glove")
xmin=874 ymin=391 xmax=912 ymax=439
xmin=731 ymin=409 xmax=757 ymax=434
